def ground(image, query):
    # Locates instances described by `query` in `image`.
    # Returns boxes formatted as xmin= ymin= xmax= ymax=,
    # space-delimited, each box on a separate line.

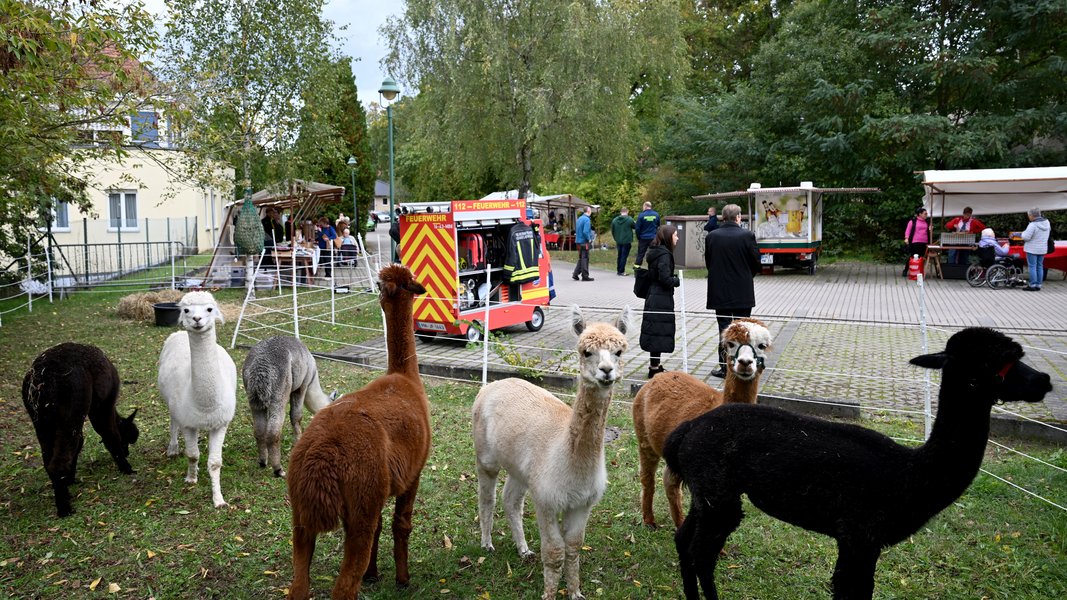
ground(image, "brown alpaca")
xmin=632 ymin=318 xmax=772 ymax=528
xmin=287 ymin=265 xmax=430 ymax=600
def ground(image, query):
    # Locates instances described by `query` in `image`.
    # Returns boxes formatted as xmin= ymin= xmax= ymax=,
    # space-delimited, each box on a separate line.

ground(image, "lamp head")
xmin=378 ymin=77 xmax=400 ymax=101
xmin=347 ymin=156 xmax=357 ymax=168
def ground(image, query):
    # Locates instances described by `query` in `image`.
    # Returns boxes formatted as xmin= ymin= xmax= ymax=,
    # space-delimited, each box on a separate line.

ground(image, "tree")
xmin=0 ymin=0 xmax=159 ymax=256
xmin=381 ymin=0 xmax=688 ymax=199
xmin=160 ymin=0 xmax=340 ymax=201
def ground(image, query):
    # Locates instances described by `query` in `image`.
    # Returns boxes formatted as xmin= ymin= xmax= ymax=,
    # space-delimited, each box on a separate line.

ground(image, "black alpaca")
xmin=663 ymin=327 xmax=1052 ymax=600
xmin=21 ymin=343 xmax=139 ymax=517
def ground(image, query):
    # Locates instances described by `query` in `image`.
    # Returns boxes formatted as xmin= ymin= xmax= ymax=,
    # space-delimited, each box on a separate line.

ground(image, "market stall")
xmin=694 ymin=182 xmax=879 ymax=274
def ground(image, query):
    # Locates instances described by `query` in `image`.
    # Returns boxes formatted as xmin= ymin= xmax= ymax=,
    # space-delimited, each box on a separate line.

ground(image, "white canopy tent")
xmin=922 ymin=167 xmax=1067 ymax=217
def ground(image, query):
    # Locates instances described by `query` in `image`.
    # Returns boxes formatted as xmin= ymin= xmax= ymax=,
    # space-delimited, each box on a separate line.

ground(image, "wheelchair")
xmin=966 ymin=246 xmax=1026 ymax=289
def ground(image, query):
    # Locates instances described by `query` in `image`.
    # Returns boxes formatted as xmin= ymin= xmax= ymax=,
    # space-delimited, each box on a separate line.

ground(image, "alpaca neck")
xmin=187 ymin=329 xmax=223 ymax=406
xmin=566 ymin=379 xmax=612 ymax=463
xmin=722 ymin=372 xmax=760 ymax=404
xmin=911 ymin=371 xmax=995 ymax=510
xmin=384 ymin=298 xmax=419 ymax=379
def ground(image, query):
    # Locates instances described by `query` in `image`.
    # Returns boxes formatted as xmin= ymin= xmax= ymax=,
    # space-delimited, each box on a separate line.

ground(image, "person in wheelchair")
xmin=977 ymin=228 xmax=1025 ymax=269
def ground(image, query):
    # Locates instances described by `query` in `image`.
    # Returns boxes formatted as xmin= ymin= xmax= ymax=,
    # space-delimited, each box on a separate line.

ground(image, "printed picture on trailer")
xmin=753 ymin=192 xmax=810 ymax=241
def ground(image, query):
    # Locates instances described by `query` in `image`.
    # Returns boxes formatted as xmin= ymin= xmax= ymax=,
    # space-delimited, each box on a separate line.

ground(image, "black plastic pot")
xmin=153 ymin=302 xmax=181 ymax=327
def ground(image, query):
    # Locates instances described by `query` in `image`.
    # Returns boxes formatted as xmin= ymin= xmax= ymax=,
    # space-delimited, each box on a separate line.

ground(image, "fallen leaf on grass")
xmin=89 ymin=577 xmax=101 ymax=591
xmin=443 ymin=535 xmax=452 ymax=549
xmin=108 ymin=583 xmax=120 ymax=593
xmin=146 ymin=550 xmax=156 ymax=559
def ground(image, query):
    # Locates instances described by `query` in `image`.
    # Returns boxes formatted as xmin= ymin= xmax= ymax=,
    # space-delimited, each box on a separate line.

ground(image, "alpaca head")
xmin=910 ymin=327 xmax=1051 ymax=404
xmin=378 ymin=264 xmax=426 ymax=308
xmin=118 ymin=408 xmax=140 ymax=449
xmin=571 ymin=305 xmax=631 ymax=387
xmin=722 ymin=318 xmax=772 ymax=382
xmin=178 ymin=291 xmax=224 ymax=333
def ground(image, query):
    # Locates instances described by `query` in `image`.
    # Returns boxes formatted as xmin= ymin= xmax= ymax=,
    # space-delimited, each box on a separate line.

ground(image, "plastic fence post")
xmin=482 ymin=262 xmax=491 ymax=386
xmin=917 ymin=273 xmax=932 ymax=439
xmin=44 ymin=243 xmax=53 ymax=303
xmin=231 ymin=250 xmax=266 ymax=349
xmin=26 ymin=234 xmax=33 ymax=313
xmin=679 ymin=269 xmax=688 ymax=373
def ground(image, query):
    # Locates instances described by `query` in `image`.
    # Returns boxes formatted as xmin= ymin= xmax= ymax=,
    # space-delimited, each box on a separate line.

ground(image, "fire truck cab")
xmin=398 ymin=199 xmax=554 ymax=342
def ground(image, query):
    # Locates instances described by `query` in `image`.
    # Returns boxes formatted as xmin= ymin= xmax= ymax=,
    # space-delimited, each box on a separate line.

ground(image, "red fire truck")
xmin=398 ymin=198 xmax=554 ymax=341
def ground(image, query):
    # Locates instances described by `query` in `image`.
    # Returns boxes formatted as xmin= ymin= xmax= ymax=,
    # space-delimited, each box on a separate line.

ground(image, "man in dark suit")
xmin=705 ymin=203 xmax=762 ymax=378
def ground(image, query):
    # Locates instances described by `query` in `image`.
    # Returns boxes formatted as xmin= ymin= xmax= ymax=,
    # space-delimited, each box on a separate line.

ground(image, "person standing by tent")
xmin=572 ymin=206 xmax=594 ymax=282
xmin=944 ymin=206 xmax=984 ymax=264
xmin=640 ymin=224 xmax=680 ymax=379
xmin=1020 ymin=208 xmax=1051 ymax=291
xmin=705 ymin=204 xmax=761 ymax=378
xmin=611 ymin=207 xmax=635 ymax=276
xmin=634 ymin=201 xmax=660 ymax=266
xmin=902 ymin=207 xmax=930 ymax=277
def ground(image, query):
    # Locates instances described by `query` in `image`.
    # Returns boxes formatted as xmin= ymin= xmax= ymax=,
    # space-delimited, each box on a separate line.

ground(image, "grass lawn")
xmin=0 ymin=279 xmax=1064 ymax=598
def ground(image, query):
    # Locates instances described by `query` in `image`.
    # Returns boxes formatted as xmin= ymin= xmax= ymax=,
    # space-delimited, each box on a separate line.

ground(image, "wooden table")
xmin=924 ymin=244 xmax=975 ymax=279
xmin=271 ymin=248 xmax=317 ymax=285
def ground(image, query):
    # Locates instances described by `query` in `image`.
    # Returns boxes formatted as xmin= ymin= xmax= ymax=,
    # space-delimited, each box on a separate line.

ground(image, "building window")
xmin=108 ymin=191 xmax=138 ymax=231
xmin=54 ymin=199 xmax=70 ymax=230
xmin=130 ymin=111 xmax=159 ymax=148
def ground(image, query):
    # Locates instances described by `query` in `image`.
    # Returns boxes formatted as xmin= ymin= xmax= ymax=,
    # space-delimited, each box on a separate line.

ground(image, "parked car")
xmin=370 ymin=210 xmax=392 ymax=224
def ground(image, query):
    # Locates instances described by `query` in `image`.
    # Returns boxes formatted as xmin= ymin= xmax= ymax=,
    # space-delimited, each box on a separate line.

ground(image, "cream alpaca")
xmin=473 ymin=305 xmax=631 ymax=600
xmin=633 ymin=318 xmax=772 ymax=528
xmin=157 ymin=291 xmax=237 ymax=508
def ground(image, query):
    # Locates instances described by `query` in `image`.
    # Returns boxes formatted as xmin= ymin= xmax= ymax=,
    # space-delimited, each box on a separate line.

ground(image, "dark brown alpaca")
xmin=632 ymin=318 xmax=771 ymax=528
xmin=21 ymin=343 xmax=139 ymax=517
xmin=287 ymin=265 xmax=430 ymax=600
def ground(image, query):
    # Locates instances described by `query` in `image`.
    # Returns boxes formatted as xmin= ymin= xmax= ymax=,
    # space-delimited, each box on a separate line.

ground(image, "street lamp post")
xmin=346 ymin=155 xmax=358 ymax=233
xmin=379 ymin=76 xmax=400 ymax=262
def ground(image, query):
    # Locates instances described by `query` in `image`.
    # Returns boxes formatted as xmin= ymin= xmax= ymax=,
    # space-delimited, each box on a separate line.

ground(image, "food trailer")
xmin=398 ymin=198 xmax=554 ymax=341
xmin=694 ymin=182 xmax=879 ymax=274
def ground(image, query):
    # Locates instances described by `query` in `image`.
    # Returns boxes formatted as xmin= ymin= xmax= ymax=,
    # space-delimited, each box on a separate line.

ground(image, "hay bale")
xmin=116 ymin=290 xmax=185 ymax=322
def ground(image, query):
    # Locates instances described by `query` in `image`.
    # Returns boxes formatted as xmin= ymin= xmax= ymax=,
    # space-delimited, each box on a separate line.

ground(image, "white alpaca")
xmin=157 ymin=291 xmax=237 ymax=508
xmin=473 ymin=305 xmax=630 ymax=600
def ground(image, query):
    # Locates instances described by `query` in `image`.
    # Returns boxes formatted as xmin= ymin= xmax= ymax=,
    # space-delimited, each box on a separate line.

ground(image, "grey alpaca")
xmin=242 ymin=337 xmax=337 ymax=477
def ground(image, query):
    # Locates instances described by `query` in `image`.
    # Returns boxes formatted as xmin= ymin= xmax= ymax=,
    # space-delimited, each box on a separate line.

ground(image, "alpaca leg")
xmin=333 ymin=512 xmax=379 ymax=600
xmin=535 ymin=506 xmax=566 ymax=600
xmin=251 ymin=408 xmax=270 ymax=469
xmin=363 ymin=513 xmax=383 ymax=583
xmin=637 ymin=442 xmax=660 ymax=528
xmin=167 ymin=416 xmax=181 ymax=457
xmin=391 ymin=478 xmax=420 ymax=587
xmin=43 ymin=428 xmax=81 ymax=517
xmin=181 ymin=427 xmax=199 ymax=484
xmin=267 ymin=410 xmax=286 ymax=477
xmin=502 ymin=476 xmax=533 ymax=559
xmin=206 ymin=425 xmax=228 ymax=508
xmin=289 ymin=391 xmax=306 ymax=439
xmin=664 ymin=466 xmax=685 ymax=529
xmin=831 ymin=541 xmax=881 ymax=600
xmin=561 ymin=506 xmax=593 ymax=600
xmin=693 ymin=497 xmax=743 ymax=600
xmin=289 ymin=525 xmax=318 ymax=600
xmin=476 ymin=464 xmax=500 ymax=551
xmin=674 ymin=511 xmax=701 ymax=600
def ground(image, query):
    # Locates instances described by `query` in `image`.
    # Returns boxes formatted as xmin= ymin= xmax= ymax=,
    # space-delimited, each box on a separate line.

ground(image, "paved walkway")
xmin=330 ymin=239 xmax=1067 ymax=438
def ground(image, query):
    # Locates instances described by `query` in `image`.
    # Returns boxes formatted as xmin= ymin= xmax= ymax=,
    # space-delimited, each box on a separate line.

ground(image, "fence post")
xmin=117 ymin=223 xmax=123 ymax=275
xmin=82 ymin=218 xmax=89 ymax=283
xmin=482 ymin=262 xmax=492 ymax=386
xmin=145 ymin=216 xmax=150 ymax=268
xmin=44 ymin=242 xmax=54 ymax=303
xmin=292 ymin=254 xmax=300 ymax=339
xmin=679 ymin=269 xmax=688 ymax=373
xmin=918 ymin=273 xmax=932 ymax=439
xmin=167 ymin=218 xmax=175 ymax=289
xmin=232 ymin=250 xmax=266 ymax=349
xmin=26 ymin=234 xmax=33 ymax=313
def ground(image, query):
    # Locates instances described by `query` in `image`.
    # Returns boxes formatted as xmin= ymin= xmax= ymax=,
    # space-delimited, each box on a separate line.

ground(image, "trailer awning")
xmin=922 ymin=167 xmax=1067 ymax=216
xmin=693 ymin=186 xmax=879 ymax=200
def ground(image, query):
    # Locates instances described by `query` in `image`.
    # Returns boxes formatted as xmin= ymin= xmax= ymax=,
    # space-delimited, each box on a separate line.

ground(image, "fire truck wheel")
xmin=466 ymin=322 xmax=483 ymax=342
xmin=525 ymin=307 xmax=545 ymax=332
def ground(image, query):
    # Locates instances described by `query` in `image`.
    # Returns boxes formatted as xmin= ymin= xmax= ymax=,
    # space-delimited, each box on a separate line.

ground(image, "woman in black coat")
xmin=640 ymin=225 xmax=680 ymax=378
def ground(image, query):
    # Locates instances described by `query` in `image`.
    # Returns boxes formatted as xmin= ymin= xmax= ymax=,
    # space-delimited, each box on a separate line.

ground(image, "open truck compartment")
xmin=398 ymin=199 xmax=554 ymax=341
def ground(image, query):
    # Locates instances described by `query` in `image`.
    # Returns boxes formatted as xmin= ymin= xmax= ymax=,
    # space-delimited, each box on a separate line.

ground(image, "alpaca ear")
xmin=213 ymin=304 xmax=225 ymax=325
xmin=571 ymin=305 xmax=585 ymax=336
xmin=404 ymin=280 xmax=427 ymax=295
xmin=910 ymin=352 xmax=948 ymax=369
xmin=125 ymin=408 xmax=138 ymax=421
xmin=614 ymin=305 xmax=632 ymax=335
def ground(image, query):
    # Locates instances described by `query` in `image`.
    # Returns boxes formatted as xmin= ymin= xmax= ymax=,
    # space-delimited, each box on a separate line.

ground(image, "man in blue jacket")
xmin=572 ymin=206 xmax=594 ymax=281
xmin=634 ymin=201 xmax=660 ymax=266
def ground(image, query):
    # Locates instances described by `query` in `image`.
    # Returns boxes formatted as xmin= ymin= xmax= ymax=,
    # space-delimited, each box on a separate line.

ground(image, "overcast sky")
xmin=141 ymin=0 xmax=408 ymax=106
